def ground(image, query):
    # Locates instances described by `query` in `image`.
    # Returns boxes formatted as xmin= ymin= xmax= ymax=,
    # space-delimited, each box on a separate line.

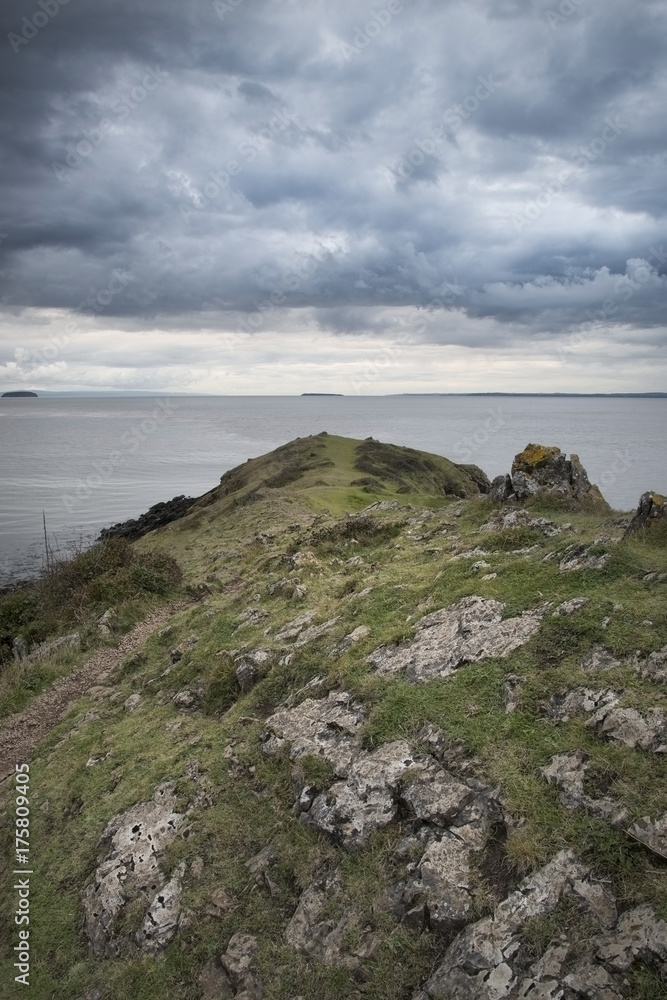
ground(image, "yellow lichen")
xmin=511 ymin=443 xmax=562 ymax=474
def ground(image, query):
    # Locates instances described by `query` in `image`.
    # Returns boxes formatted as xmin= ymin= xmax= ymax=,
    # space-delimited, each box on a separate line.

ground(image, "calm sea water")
xmin=0 ymin=395 xmax=664 ymax=585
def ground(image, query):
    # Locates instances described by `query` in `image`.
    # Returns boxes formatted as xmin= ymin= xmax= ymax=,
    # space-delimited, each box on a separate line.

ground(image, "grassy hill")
xmin=1 ymin=435 xmax=666 ymax=999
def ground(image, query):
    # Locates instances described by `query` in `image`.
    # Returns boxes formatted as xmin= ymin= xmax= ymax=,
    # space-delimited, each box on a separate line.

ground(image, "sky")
xmin=0 ymin=0 xmax=666 ymax=395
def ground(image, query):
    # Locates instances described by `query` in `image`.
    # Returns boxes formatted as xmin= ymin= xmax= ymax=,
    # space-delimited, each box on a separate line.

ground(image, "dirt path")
xmin=0 ymin=600 xmax=191 ymax=784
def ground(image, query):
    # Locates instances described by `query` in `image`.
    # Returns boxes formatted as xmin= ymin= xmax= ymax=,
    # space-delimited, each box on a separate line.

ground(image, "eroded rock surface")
xmin=628 ymin=813 xmax=667 ymax=858
xmin=559 ymin=542 xmax=611 ymax=572
xmin=285 ymin=871 xmax=379 ymax=972
xmin=478 ymin=508 xmax=563 ymax=536
xmin=417 ymin=850 xmax=665 ymax=1000
xmin=623 ymin=490 xmax=667 ymax=538
xmin=367 ymin=596 xmax=544 ymax=683
xmin=488 ymin=444 xmax=609 ymax=510
xmin=587 ymin=704 xmax=667 ymax=752
xmin=546 ymin=688 xmax=618 ymax=722
xmin=81 ymin=782 xmax=187 ymax=956
xmin=540 ymin=751 xmax=627 ymax=827
xmin=262 ymin=691 xmax=366 ymax=776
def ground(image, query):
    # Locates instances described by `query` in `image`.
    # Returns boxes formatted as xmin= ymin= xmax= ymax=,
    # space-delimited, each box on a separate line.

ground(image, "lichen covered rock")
xmin=367 ymin=596 xmax=545 ymax=683
xmin=623 ymin=490 xmax=667 ymax=537
xmin=488 ymin=444 xmax=609 ymax=510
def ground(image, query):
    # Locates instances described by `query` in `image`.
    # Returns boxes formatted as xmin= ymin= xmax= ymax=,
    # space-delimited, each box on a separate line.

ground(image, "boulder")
xmin=623 ymin=491 xmax=667 ymax=538
xmin=488 ymin=444 xmax=609 ymax=510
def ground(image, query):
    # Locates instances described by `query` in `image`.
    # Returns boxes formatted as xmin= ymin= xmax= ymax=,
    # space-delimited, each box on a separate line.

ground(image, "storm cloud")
xmin=0 ymin=0 xmax=665 ymax=392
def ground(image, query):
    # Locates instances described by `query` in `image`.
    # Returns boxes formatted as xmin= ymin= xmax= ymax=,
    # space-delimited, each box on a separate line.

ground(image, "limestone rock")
xmin=627 ymin=813 xmax=667 ymax=858
xmin=330 ymin=625 xmax=371 ymax=658
xmin=478 ymin=508 xmax=563 ymax=536
xmin=263 ymin=691 xmax=365 ymax=777
xmin=420 ymin=851 xmax=589 ymax=999
xmin=587 ymin=704 xmax=667 ymax=752
xmin=306 ymin=740 xmax=430 ymax=848
xmin=580 ymin=646 xmax=621 ymax=671
xmin=546 ymin=688 xmax=618 ymax=723
xmin=487 ymin=444 xmax=609 ymax=509
xmin=634 ymin=645 xmax=667 ymax=683
xmin=285 ymin=871 xmax=379 ymax=972
xmin=540 ymin=751 xmax=627 ymax=827
xmin=553 ymin=597 xmax=590 ymax=616
xmin=293 ymin=616 xmax=340 ymax=647
xmin=623 ymin=491 xmax=667 ymax=538
xmin=559 ymin=542 xmax=611 ymax=572
xmin=135 ymin=863 xmax=185 ymax=954
xmin=274 ymin=610 xmax=317 ymax=641
xmin=123 ymin=693 xmax=143 ymax=713
xmin=221 ymin=932 xmax=262 ymax=999
xmin=367 ymin=596 xmax=544 ymax=683
xmin=502 ymin=674 xmax=524 ymax=713
xmin=81 ymin=782 xmax=187 ymax=956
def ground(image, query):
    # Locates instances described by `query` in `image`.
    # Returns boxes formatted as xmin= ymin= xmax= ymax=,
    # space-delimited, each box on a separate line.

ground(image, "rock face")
xmin=623 ymin=490 xmax=667 ymax=537
xmin=418 ymin=849 xmax=667 ymax=1000
xmin=488 ymin=444 xmax=609 ymax=509
xmin=81 ymin=782 xmax=187 ymax=956
xmin=99 ymin=494 xmax=198 ymax=542
xmin=366 ymin=596 xmax=544 ymax=683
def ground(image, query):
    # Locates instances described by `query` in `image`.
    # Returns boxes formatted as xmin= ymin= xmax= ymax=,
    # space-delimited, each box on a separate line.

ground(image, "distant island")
xmin=1 ymin=390 xmax=38 ymax=397
xmin=301 ymin=393 xmax=344 ymax=396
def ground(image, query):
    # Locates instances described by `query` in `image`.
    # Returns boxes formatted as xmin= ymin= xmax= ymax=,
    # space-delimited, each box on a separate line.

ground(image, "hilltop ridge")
xmin=1 ymin=435 xmax=666 ymax=999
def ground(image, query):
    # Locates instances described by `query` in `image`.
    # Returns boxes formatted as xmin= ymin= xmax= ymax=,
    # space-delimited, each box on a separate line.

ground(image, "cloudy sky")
xmin=1 ymin=0 xmax=665 ymax=394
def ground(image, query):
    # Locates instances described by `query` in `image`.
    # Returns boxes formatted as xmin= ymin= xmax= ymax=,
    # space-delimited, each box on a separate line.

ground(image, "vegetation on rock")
xmin=1 ymin=435 xmax=666 ymax=999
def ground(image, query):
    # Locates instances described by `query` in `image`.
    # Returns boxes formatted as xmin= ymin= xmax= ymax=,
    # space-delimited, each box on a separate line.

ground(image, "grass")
xmin=1 ymin=433 xmax=666 ymax=998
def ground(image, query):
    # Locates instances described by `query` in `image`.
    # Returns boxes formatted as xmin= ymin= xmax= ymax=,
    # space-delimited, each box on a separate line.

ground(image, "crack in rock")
xmin=417 ymin=850 xmax=667 ymax=1000
xmin=366 ymin=596 xmax=545 ymax=683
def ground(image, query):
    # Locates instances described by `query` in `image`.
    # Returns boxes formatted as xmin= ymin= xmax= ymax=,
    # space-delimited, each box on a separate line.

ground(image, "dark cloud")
xmin=0 ymin=0 xmax=665 ymax=391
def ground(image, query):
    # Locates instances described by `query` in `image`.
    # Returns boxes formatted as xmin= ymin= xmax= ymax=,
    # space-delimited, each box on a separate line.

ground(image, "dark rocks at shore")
xmin=488 ymin=443 xmax=609 ymax=510
xmin=623 ymin=490 xmax=666 ymax=538
xmin=99 ymin=495 xmax=199 ymax=542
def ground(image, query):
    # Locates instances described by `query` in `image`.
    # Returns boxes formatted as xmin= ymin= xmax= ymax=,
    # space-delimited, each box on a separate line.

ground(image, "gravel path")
xmin=0 ymin=601 xmax=191 ymax=784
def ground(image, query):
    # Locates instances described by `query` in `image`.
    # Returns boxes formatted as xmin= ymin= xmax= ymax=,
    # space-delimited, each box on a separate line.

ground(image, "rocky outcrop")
xmin=366 ymin=596 xmax=545 ymax=683
xmin=415 ymin=848 xmax=667 ymax=1000
xmin=558 ymin=541 xmax=612 ymax=572
xmin=623 ymin=490 xmax=667 ymax=537
xmin=488 ymin=444 xmax=609 ymax=510
xmin=81 ymin=782 xmax=187 ymax=956
xmin=478 ymin=508 xmax=564 ymax=536
xmin=285 ymin=871 xmax=379 ymax=972
xmin=545 ymin=687 xmax=619 ymax=722
xmin=587 ymin=703 xmax=667 ymax=752
xmin=99 ymin=495 xmax=198 ymax=542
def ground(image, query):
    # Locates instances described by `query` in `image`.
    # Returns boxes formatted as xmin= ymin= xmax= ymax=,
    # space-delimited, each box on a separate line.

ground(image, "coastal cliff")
xmin=1 ymin=434 xmax=666 ymax=999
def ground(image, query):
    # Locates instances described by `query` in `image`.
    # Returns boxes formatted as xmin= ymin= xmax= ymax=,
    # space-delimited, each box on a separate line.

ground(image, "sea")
xmin=0 ymin=394 xmax=665 ymax=587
